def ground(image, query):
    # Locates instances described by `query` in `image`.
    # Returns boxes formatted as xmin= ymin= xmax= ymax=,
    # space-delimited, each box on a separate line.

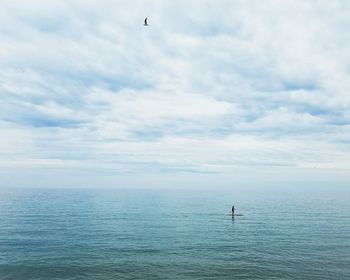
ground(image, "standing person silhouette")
xmin=232 ymin=205 xmax=235 ymax=216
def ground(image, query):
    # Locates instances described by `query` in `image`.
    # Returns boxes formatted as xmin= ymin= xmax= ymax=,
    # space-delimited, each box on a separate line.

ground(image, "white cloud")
xmin=0 ymin=0 xmax=350 ymax=187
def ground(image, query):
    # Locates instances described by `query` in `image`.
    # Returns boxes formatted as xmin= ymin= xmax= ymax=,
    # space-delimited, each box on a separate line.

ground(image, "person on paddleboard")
xmin=232 ymin=205 xmax=235 ymax=216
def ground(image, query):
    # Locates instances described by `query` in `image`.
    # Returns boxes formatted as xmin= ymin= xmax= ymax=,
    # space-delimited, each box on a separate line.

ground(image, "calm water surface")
xmin=0 ymin=188 xmax=349 ymax=279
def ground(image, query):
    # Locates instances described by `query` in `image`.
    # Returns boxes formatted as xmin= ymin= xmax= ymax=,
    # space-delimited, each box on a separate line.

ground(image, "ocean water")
xmin=0 ymin=188 xmax=349 ymax=280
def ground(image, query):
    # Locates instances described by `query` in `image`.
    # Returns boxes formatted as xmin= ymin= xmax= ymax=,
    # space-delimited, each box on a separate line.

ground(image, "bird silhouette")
xmin=144 ymin=17 xmax=149 ymax=26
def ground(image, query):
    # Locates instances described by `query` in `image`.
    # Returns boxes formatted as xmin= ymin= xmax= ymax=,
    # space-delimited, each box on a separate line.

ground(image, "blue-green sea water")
xmin=0 ymin=188 xmax=349 ymax=279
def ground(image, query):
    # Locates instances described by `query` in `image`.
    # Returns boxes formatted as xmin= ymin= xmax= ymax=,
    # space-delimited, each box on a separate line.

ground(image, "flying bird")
xmin=144 ymin=17 xmax=149 ymax=26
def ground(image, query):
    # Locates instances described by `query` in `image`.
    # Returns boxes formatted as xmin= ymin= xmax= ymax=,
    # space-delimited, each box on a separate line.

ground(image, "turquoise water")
xmin=0 ymin=188 xmax=349 ymax=279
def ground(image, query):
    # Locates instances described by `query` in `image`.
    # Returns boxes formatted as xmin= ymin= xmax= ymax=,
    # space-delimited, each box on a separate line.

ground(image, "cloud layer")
xmin=1 ymin=0 xmax=350 ymax=187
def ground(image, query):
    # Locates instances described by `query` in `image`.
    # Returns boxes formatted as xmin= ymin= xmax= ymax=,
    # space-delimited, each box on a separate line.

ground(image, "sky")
xmin=0 ymin=0 xmax=350 ymax=189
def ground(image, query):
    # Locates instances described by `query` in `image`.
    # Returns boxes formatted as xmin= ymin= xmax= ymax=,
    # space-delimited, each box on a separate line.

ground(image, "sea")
xmin=0 ymin=187 xmax=349 ymax=280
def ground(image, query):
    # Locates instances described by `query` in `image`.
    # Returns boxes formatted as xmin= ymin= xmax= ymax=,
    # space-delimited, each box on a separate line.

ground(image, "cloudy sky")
xmin=1 ymin=0 xmax=350 ymax=188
